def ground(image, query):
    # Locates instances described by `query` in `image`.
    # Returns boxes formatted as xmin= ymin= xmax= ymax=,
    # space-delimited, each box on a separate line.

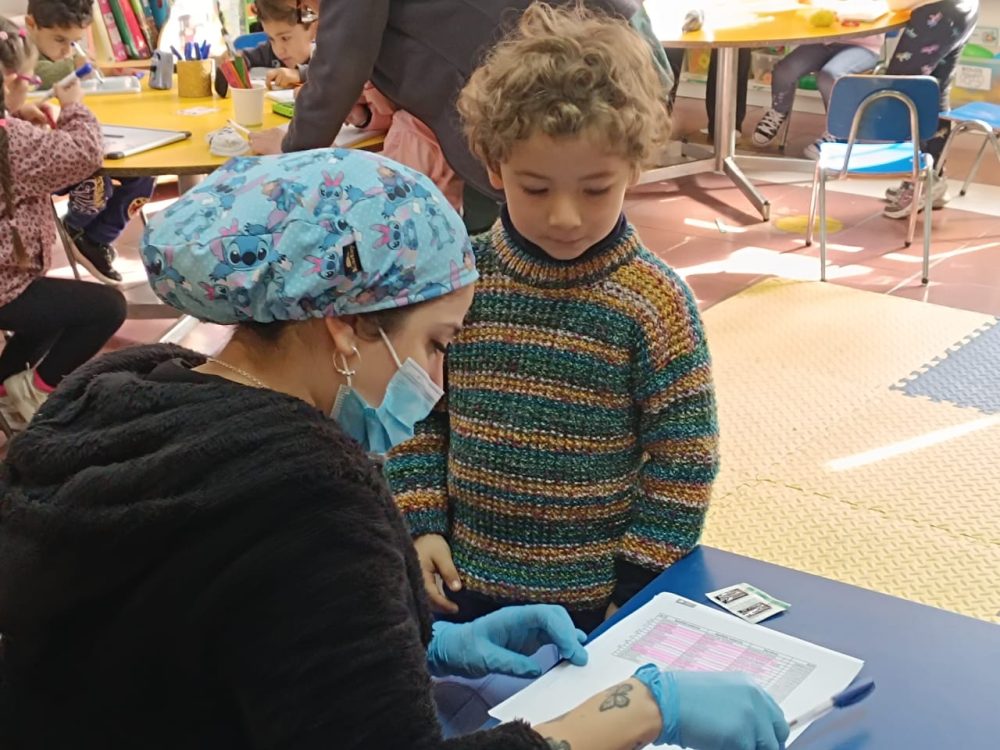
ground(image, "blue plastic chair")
xmin=233 ymin=32 xmax=268 ymax=51
xmin=805 ymin=75 xmax=940 ymax=284
xmin=938 ymin=101 xmax=1000 ymax=198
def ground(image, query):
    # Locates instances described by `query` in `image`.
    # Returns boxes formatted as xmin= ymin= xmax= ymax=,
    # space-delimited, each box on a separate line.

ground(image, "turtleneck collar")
xmin=492 ymin=206 xmax=639 ymax=288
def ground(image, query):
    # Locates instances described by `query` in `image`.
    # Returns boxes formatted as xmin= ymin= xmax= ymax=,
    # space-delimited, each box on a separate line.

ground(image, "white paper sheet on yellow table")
xmin=273 ymin=121 xmax=385 ymax=148
xmin=489 ymin=594 xmax=863 ymax=749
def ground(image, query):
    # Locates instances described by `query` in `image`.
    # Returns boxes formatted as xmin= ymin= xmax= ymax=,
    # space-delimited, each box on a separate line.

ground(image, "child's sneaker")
xmin=3 ymin=370 xmax=48 ymax=423
xmin=62 ymin=218 xmax=124 ymax=287
xmin=883 ymin=177 xmax=949 ymax=219
xmin=885 ymin=180 xmax=912 ymax=203
xmin=803 ymin=133 xmax=839 ymax=160
xmin=752 ymin=109 xmax=787 ymax=146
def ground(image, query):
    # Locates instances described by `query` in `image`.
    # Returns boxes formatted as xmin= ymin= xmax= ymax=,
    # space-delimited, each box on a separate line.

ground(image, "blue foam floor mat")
xmin=893 ymin=318 xmax=1000 ymax=414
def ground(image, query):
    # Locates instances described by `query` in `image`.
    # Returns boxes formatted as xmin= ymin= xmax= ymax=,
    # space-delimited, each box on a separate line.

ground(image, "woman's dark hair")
xmin=253 ymin=0 xmax=308 ymax=27
xmin=0 ymin=17 xmax=36 ymax=267
xmin=26 ymin=0 xmax=93 ymax=29
xmin=239 ymin=305 xmax=416 ymax=344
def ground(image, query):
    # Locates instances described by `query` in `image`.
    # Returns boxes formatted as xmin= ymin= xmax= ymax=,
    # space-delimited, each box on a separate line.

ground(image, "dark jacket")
xmin=215 ymin=41 xmax=311 ymax=97
xmin=282 ymin=0 xmax=666 ymax=198
xmin=0 ymin=345 xmax=548 ymax=749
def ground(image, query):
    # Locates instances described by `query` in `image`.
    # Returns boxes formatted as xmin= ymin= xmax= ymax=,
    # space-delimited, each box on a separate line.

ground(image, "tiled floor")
xmin=58 ymin=95 xmax=1000 ymax=357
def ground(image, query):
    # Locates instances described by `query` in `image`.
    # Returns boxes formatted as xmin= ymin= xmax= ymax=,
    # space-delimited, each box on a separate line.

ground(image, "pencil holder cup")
xmin=231 ymin=83 xmax=266 ymax=127
xmin=177 ymin=59 xmax=212 ymax=98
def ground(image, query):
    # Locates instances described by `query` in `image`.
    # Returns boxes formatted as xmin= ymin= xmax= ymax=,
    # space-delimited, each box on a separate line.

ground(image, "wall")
xmin=0 ymin=0 xmax=25 ymax=17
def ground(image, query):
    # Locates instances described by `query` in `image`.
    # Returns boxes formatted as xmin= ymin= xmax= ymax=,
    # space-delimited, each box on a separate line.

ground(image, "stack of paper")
xmin=490 ymin=594 xmax=864 ymax=748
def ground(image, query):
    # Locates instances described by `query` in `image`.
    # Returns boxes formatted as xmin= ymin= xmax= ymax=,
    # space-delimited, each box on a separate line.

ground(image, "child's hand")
xmin=266 ymin=67 xmax=301 ymax=90
xmin=54 ymin=77 xmax=84 ymax=107
xmin=346 ymin=102 xmax=372 ymax=128
xmin=12 ymin=103 xmax=54 ymax=128
xmin=414 ymin=533 xmax=462 ymax=614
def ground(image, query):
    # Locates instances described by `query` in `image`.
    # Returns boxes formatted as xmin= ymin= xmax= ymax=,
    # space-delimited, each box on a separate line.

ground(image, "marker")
xmin=171 ymin=45 xmax=183 ymax=61
xmin=71 ymin=41 xmax=104 ymax=83
xmin=788 ymin=680 xmax=875 ymax=730
xmin=227 ymin=119 xmax=251 ymax=139
xmin=56 ymin=62 xmax=94 ymax=88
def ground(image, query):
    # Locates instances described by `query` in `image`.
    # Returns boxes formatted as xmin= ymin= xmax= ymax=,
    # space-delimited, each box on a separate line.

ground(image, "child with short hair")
xmin=25 ymin=0 xmax=155 ymax=286
xmin=386 ymin=2 xmax=719 ymax=632
xmin=0 ymin=15 xmax=126 ymax=426
xmin=214 ymin=0 xmax=316 ymax=97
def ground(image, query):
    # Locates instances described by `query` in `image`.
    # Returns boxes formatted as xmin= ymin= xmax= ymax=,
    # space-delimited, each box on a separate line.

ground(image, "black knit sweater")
xmin=0 ymin=345 xmax=547 ymax=749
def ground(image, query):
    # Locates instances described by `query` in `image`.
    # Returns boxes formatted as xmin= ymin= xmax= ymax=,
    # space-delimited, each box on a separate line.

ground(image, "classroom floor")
xmin=39 ymin=96 xmax=1000 ymax=622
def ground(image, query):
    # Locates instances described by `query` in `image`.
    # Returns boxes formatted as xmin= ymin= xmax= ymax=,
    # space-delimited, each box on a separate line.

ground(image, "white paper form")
xmin=490 ymin=594 xmax=863 ymax=748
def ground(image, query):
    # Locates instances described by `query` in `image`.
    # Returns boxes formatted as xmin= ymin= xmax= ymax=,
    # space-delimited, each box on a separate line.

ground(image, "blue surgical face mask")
xmin=331 ymin=328 xmax=444 ymax=455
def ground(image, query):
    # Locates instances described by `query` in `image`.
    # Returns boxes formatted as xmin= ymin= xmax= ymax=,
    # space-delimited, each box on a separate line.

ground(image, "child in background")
xmin=247 ymin=0 xmax=463 ymax=212
xmin=214 ymin=0 xmax=315 ymax=97
xmin=346 ymin=82 xmax=465 ymax=213
xmin=752 ymin=33 xmax=885 ymax=157
xmin=0 ymin=16 xmax=126 ymax=426
xmin=26 ymin=0 xmax=155 ymax=286
xmin=386 ymin=4 xmax=719 ymax=632
xmin=882 ymin=0 xmax=979 ymax=218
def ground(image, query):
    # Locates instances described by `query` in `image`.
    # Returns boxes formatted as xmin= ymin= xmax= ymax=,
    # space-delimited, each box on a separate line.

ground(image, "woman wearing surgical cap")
xmin=0 ymin=150 xmax=783 ymax=750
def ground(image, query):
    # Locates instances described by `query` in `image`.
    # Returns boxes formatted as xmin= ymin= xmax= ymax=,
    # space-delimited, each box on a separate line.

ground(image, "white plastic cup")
xmin=231 ymin=83 xmax=266 ymax=127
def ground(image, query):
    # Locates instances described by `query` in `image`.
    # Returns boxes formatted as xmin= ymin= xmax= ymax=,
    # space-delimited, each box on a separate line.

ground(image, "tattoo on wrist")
xmin=544 ymin=739 xmax=571 ymax=750
xmin=599 ymin=682 xmax=633 ymax=711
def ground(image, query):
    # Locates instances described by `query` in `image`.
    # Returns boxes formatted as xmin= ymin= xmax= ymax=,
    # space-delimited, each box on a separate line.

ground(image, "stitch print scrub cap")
xmin=141 ymin=149 xmax=478 ymax=324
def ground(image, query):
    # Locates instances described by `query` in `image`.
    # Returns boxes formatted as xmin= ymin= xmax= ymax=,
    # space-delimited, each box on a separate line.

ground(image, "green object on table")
xmin=962 ymin=43 xmax=994 ymax=60
xmin=798 ymin=73 xmax=818 ymax=91
xmin=272 ymin=101 xmax=294 ymax=118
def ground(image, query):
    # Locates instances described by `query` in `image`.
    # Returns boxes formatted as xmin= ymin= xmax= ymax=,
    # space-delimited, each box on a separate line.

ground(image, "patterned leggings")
xmin=64 ymin=176 xmax=156 ymax=245
xmin=885 ymin=0 xmax=980 ymax=165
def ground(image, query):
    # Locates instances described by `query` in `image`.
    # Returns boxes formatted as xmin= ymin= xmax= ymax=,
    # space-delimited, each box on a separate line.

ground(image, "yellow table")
xmin=83 ymin=84 xmax=290 ymax=177
xmin=84 ymin=83 xmax=385 ymax=177
xmin=643 ymin=0 xmax=910 ymax=220
xmin=82 ymin=83 xmax=383 ymax=341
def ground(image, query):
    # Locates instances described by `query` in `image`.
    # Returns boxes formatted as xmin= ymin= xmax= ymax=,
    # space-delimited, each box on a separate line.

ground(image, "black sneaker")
xmin=62 ymin=219 xmax=123 ymax=286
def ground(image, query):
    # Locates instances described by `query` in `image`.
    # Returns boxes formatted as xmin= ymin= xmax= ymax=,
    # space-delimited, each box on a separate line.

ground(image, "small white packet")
xmin=706 ymin=583 xmax=789 ymax=624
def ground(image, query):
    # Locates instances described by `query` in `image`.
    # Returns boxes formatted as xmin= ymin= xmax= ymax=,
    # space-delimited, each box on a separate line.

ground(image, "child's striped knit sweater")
xmin=386 ymin=214 xmax=719 ymax=612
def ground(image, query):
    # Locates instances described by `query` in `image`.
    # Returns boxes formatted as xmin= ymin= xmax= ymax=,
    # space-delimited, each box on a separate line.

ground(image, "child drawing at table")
xmin=26 ymin=0 xmax=155 ymax=286
xmin=385 ymin=3 xmax=719 ymax=633
xmin=214 ymin=0 xmax=316 ymax=97
xmin=0 ymin=16 xmax=125 ymax=427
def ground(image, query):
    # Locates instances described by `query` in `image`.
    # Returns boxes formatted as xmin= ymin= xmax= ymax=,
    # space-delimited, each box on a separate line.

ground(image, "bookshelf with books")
xmin=89 ymin=0 xmax=165 ymax=68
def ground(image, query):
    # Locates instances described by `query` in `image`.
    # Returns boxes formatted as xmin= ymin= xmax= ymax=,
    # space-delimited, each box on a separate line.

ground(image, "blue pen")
xmin=200 ymin=41 xmax=210 ymax=59
xmin=171 ymin=45 xmax=183 ymax=61
xmin=788 ymin=680 xmax=876 ymax=730
xmin=184 ymin=41 xmax=192 ymax=60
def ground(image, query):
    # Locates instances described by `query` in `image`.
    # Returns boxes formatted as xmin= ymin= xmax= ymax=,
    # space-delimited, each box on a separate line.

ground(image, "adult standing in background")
xmin=248 ymin=0 xmax=673 ymax=225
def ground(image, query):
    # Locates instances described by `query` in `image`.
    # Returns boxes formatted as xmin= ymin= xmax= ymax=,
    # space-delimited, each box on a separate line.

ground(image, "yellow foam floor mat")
xmin=701 ymin=278 xmax=1000 ymax=623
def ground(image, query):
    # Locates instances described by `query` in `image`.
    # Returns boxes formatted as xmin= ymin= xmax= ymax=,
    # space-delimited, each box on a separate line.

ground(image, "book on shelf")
xmin=95 ymin=0 xmax=129 ymax=61
xmin=110 ymin=0 xmax=152 ymax=59
xmin=92 ymin=0 xmax=171 ymax=63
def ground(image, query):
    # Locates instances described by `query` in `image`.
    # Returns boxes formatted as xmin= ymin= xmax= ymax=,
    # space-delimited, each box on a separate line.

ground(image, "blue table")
xmin=479 ymin=546 xmax=1000 ymax=748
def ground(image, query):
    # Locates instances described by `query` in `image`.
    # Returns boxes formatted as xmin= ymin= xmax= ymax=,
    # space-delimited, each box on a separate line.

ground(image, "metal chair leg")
xmin=959 ymin=137 xmax=988 ymax=197
xmin=922 ymin=177 xmax=932 ymax=284
xmin=778 ymin=106 xmax=794 ymax=153
xmin=51 ymin=201 xmax=82 ymax=281
xmin=805 ymin=164 xmax=820 ymax=247
xmin=905 ymin=173 xmax=923 ymax=248
xmin=818 ymin=173 xmax=828 ymax=282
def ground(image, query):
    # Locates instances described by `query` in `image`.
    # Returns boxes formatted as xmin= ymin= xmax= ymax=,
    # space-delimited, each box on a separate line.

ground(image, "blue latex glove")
xmin=426 ymin=604 xmax=589 ymax=678
xmin=634 ymin=665 xmax=790 ymax=750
